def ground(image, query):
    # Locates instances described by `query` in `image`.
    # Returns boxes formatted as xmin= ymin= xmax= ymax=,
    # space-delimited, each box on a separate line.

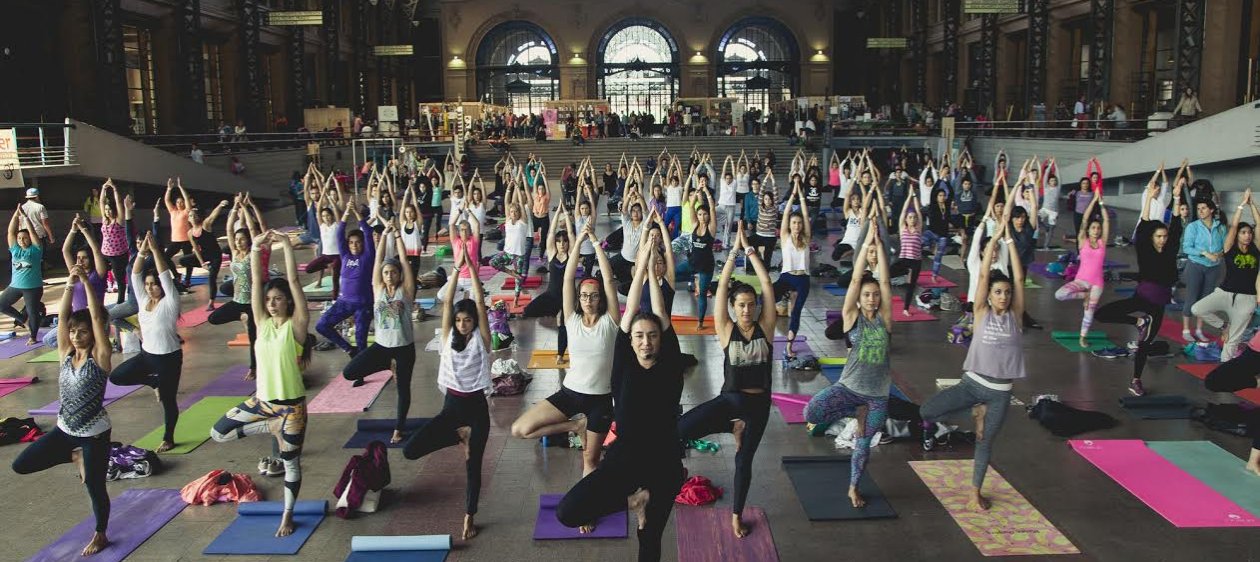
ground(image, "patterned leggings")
xmin=211 ymin=397 xmax=307 ymax=510
xmin=490 ymin=252 xmax=529 ymax=296
xmin=804 ymin=385 xmax=888 ymax=487
xmin=1054 ymin=279 xmax=1103 ymax=337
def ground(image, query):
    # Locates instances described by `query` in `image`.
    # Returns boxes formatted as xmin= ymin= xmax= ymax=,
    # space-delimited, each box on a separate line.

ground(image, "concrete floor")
xmin=2 ymin=207 xmax=1260 ymax=562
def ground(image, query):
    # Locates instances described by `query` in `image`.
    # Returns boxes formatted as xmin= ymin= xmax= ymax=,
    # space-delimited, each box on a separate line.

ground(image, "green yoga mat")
xmin=132 ymin=396 xmax=247 ymax=454
xmin=1147 ymin=441 xmax=1260 ymax=518
xmin=27 ymin=349 xmax=59 ymax=363
xmin=303 ymin=277 xmax=333 ymax=293
xmin=1023 ymin=278 xmax=1043 ymax=289
xmin=818 ymin=357 xmax=847 ymax=366
xmin=1051 ymin=330 xmax=1114 ymax=352
xmin=729 ymin=274 xmax=766 ymax=293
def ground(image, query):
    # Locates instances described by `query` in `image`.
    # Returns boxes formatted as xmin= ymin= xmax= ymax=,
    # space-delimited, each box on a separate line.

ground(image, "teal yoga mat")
xmin=1146 ymin=441 xmax=1260 ymax=518
xmin=345 ymin=535 xmax=451 ymax=562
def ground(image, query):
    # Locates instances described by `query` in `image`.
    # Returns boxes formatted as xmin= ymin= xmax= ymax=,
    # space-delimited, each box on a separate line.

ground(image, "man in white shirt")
xmin=189 ymin=143 xmax=204 ymax=164
xmin=21 ymin=188 xmax=54 ymax=246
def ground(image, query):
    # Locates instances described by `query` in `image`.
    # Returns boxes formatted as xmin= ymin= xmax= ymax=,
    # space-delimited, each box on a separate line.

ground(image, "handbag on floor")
xmin=333 ymin=441 xmax=391 ymax=518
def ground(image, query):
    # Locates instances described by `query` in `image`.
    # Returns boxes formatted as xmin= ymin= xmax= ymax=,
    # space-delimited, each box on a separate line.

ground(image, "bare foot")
xmin=902 ymin=308 xmax=912 ymax=317
xmin=275 ymin=510 xmax=295 ymax=537
xmin=1078 ymin=337 xmax=1089 ymax=350
xmin=573 ymin=416 xmax=588 ymax=447
xmin=972 ymin=404 xmax=987 ymax=443
xmin=243 ymin=369 xmax=256 ymax=381
xmin=627 ymin=488 xmax=650 ymax=531
xmin=968 ymin=490 xmax=991 ymax=511
xmin=456 ymin=426 xmax=472 ymax=460
xmin=579 ymin=522 xmax=598 ymax=534
xmin=1246 ymin=462 xmax=1260 ymax=478
xmin=731 ymin=513 xmax=749 ymax=538
xmin=391 ymin=430 xmax=404 ymax=444
xmin=848 ymin=486 xmax=867 ymax=508
xmin=81 ymin=532 xmax=109 ymax=556
xmin=70 ymin=448 xmax=85 ymax=482
xmin=156 ymin=440 xmax=174 ymax=453
xmin=462 ymin=514 xmax=479 ymax=540
xmin=732 ymin=419 xmax=747 ymax=453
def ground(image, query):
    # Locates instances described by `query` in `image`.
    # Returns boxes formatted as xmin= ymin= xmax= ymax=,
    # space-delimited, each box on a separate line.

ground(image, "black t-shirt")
xmin=690 ymin=231 xmax=715 ymax=273
xmin=1135 ymin=219 xmax=1179 ymax=287
xmin=805 ymin=184 xmax=822 ymax=206
xmin=609 ymin=327 xmax=682 ymax=459
xmin=1220 ymin=245 xmax=1260 ymax=295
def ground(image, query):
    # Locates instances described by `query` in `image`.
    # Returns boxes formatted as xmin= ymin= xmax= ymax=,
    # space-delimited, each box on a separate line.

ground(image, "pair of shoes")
xmin=314 ymin=340 xmax=337 ymax=351
xmin=258 ymin=457 xmax=283 ymax=477
xmin=1128 ymin=379 xmax=1147 ymax=397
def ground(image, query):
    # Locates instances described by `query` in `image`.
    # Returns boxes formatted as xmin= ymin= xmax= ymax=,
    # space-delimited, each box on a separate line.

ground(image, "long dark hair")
xmin=264 ymin=278 xmax=296 ymax=318
xmin=450 ymin=298 xmax=479 ymax=352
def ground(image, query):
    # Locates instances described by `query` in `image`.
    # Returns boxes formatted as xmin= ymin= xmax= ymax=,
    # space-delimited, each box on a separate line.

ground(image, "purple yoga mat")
xmin=675 ymin=506 xmax=779 ymax=562
xmin=533 ymin=494 xmax=628 ymax=540
xmin=178 ymin=365 xmax=256 ymax=410
xmin=1028 ymin=262 xmax=1059 ymax=281
xmin=0 ymin=338 xmax=45 ymax=360
xmin=26 ymin=488 xmax=186 ymax=562
xmin=772 ymin=336 xmax=812 ymax=357
xmin=29 ymin=381 xmax=140 ymax=416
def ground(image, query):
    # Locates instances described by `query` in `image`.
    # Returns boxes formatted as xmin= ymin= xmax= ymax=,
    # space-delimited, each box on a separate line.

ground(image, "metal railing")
xmin=950 ymin=118 xmax=1169 ymax=140
xmin=0 ymin=120 xmax=77 ymax=169
xmin=131 ymin=130 xmax=456 ymax=157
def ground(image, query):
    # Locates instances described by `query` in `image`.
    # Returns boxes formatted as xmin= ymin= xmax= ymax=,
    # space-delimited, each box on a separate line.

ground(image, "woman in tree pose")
xmin=773 ymin=182 xmax=812 ymax=362
xmin=208 ymin=195 xmax=266 ymax=379
xmin=1054 ymin=189 xmax=1110 ymax=350
xmin=98 ymin=180 xmax=130 ymax=304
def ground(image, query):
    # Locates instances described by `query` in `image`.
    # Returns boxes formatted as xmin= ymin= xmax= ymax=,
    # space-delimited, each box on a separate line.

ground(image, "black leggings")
xmin=0 ymin=286 xmax=43 ymax=338
xmin=532 ymin=215 xmax=551 ymax=260
xmin=609 ymin=253 xmax=635 ymax=286
xmin=678 ymin=391 xmax=770 ymax=515
xmin=1095 ymin=295 xmax=1165 ymax=380
xmin=180 ymin=252 xmax=221 ymax=300
xmin=105 ymin=254 xmax=129 ymax=304
xmin=894 ymin=258 xmax=923 ymax=310
xmin=109 ymin=349 xmax=184 ymax=442
xmin=557 ymin=453 xmax=685 ymax=562
xmin=208 ymin=301 xmax=257 ymax=371
xmin=164 ymin=241 xmax=193 ymax=275
xmin=750 ymin=234 xmax=775 ymax=270
xmin=1206 ymin=348 xmax=1260 ymax=450
xmin=420 ymin=213 xmax=438 ymax=250
xmin=343 ymin=343 xmax=416 ymax=431
xmin=12 ymin=427 xmax=112 ymax=532
xmin=402 ymin=391 xmax=489 ymax=515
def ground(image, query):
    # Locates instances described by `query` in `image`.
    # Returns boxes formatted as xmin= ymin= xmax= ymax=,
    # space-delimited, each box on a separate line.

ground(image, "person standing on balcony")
xmin=20 ymin=188 xmax=54 ymax=249
xmin=1173 ymin=87 xmax=1202 ymax=127
xmin=189 ymin=143 xmax=205 ymax=164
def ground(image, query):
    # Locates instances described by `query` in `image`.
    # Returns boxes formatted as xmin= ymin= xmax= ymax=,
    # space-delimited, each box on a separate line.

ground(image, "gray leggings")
xmin=920 ymin=375 xmax=1010 ymax=489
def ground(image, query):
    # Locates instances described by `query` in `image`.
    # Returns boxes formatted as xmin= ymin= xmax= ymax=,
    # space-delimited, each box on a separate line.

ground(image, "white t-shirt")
xmin=665 ymin=184 xmax=683 ymax=207
xmin=20 ymin=201 xmax=48 ymax=238
xmin=620 ymin=217 xmax=648 ymax=261
xmin=564 ymin=312 xmax=618 ymax=395
xmin=1146 ymin=181 xmax=1170 ymax=221
xmin=840 ymin=211 xmax=863 ymax=246
xmin=319 ymin=223 xmax=339 ymax=256
xmin=735 ymin=173 xmax=750 ymax=194
xmin=576 ymin=215 xmax=596 ymax=255
xmin=837 ymin=176 xmax=854 ymax=200
xmin=134 ymin=270 xmax=182 ymax=355
xmin=504 ymin=221 xmax=529 ymax=256
xmin=718 ymin=180 xmax=737 ymax=206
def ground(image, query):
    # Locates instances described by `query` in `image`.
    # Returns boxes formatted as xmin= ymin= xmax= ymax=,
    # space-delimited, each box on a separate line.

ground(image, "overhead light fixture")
xmin=816 ymin=50 xmax=824 ymax=55
xmin=695 ymin=51 xmax=702 ymax=57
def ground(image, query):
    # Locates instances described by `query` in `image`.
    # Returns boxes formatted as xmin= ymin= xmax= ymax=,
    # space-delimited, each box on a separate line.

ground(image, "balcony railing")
xmin=0 ymin=120 xmax=77 ymax=169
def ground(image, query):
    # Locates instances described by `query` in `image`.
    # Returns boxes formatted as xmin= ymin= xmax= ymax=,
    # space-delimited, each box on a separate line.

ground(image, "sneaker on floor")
xmin=314 ymin=340 xmax=337 ymax=351
xmin=1126 ymin=340 xmax=1139 ymax=352
xmin=1092 ymin=347 xmax=1131 ymax=359
xmin=1128 ymin=379 xmax=1147 ymax=397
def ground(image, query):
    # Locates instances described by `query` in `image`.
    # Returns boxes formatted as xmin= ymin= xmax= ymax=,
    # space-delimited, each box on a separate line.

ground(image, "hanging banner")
xmin=963 ymin=0 xmax=1021 ymax=13
xmin=866 ymin=38 xmax=909 ymax=49
xmin=267 ymin=11 xmax=323 ymax=26
xmin=0 ymin=129 xmax=23 ymax=189
xmin=374 ymin=45 xmax=414 ymax=56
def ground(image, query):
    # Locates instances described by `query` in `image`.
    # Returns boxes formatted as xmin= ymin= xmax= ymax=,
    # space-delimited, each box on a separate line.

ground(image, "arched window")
xmin=475 ymin=21 xmax=558 ymax=114
xmin=716 ymin=17 xmax=799 ymax=114
xmin=597 ymin=19 xmax=679 ymax=120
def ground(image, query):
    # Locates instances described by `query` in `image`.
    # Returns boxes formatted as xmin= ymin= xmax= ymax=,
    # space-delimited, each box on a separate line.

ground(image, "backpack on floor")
xmin=1027 ymin=397 xmax=1118 ymax=438
xmin=0 ymin=417 xmax=42 ymax=445
xmin=106 ymin=443 xmax=162 ymax=481
xmin=1191 ymin=403 xmax=1255 ymax=438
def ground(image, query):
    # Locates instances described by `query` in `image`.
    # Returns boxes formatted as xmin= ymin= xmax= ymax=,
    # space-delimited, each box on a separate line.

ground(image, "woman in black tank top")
xmin=678 ymin=224 xmax=778 ymax=538
xmin=690 ymin=190 xmax=717 ymax=329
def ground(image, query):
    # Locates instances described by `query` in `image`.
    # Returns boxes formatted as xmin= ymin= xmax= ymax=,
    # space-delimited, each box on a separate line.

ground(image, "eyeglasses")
xmin=578 ymin=293 xmax=601 ymax=301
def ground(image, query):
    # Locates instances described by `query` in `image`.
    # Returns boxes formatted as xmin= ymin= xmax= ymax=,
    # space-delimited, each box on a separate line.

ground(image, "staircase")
xmin=465 ymin=136 xmax=819 ymax=183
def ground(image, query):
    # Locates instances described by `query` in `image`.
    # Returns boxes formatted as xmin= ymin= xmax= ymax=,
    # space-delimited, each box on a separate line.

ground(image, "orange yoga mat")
xmin=227 ymin=333 xmax=250 ymax=347
xmin=1176 ymin=363 xmax=1260 ymax=404
xmin=673 ymin=317 xmax=717 ymax=336
xmin=490 ymin=294 xmax=532 ymax=314
xmin=527 ymin=350 xmax=570 ymax=370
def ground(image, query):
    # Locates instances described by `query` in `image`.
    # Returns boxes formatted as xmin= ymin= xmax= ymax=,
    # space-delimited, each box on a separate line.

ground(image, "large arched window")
xmin=716 ymin=17 xmax=799 ymax=113
xmin=476 ymin=21 xmax=558 ymax=114
xmin=597 ymin=19 xmax=679 ymax=120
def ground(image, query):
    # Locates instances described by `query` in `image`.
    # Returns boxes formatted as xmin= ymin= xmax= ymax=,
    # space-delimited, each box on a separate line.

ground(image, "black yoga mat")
xmin=343 ymin=418 xmax=431 ymax=449
xmin=1118 ymin=395 xmax=1194 ymax=420
xmin=781 ymin=456 xmax=897 ymax=521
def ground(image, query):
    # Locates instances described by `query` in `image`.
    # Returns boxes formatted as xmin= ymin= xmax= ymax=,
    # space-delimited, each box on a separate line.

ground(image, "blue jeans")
xmin=695 ymin=271 xmax=713 ymax=321
xmin=664 ymin=206 xmax=682 ymax=239
xmin=773 ymin=273 xmax=811 ymax=334
xmin=921 ymin=230 xmax=949 ymax=276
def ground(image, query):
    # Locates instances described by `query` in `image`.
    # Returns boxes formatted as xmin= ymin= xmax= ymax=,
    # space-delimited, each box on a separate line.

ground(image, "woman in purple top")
xmin=314 ymin=203 xmax=375 ymax=356
xmin=919 ymin=219 xmax=1026 ymax=512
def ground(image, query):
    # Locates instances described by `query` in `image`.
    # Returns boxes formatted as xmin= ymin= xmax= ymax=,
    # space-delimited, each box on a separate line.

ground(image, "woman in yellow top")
xmin=210 ymin=229 xmax=313 ymax=538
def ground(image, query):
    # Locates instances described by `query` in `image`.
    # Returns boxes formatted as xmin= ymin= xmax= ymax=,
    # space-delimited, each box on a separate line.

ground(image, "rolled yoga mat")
xmin=344 ymin=418 xmax=432 ymax=449
xmin=29 ymin=381 xmax=141 ymax=416
xmin=675 ymin=505 xmax=777 ymax=561
xmin=1068 ymin=439 xmax=1260 ymax=527
xmin=0 ymin=376 xmax=37 ymax=398
xmin=203 ymin=500 xmax=328 ymax=555
xmin=178 ymin=365 xmax=256 ymax=409
xmin=306 ymin=370 xmax=392 ymax=414
xmin=533 ymin=493 xmax=628 ymax=540
xmin=909 ymin=460 xmax=1079 ymax=556
xmin=1146 ymin=441 xmax=1260 ymax=518
xmin=345 ymin=535 xmax=452 ymax=562
xmin=26 ymin=488 xmax=186 ymax=562
xmin=132 ymin=395 xmax=248 ymax=454
xmin=0 ymin=337 xmax=45 ymax=360
xmin=1117 ymin=394 xmax=1194 ymax=420
xmin=781 ymin=456 xmax=896 ymax=520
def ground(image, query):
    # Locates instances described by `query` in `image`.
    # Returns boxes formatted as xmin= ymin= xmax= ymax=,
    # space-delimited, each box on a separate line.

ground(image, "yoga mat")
xmin=818 ymin=357 xmax=847 ymax=366
xmin=821 ymin=366 xmax=842 ymax=384
xmin=1177 ymin=363 xmax=1260 ymax=404
xmin=302 ymin=277 xmax=333 ymax=296
xmin=781 ymin=456 xmax=896 ymax=520
xmin=772 ymin=336 xmax=812 ymax=357
xmin=1028 ymin=262 xmax=1060 ymax=281
xmin=203 ymin=500 xmax=328 ymax=554
xmin=132 ymin=396 xmax=247 ymax=454
xmin=1104 ymin=259 xmax=1128 ymax=269
xmin=1118 ymin=395 xmax=1194 ymax=420
xmin=527 ymin=350 xmax=569 ymax=370
xmin=307 ymin=370 xmax=392 ymax=414
xmin=1068 ymin=439 xmax=1260 ymax=527
xmin=176 ymin=307 xmax=212 ymax=328
xmin=501 ymin=276 xmax=543 ymax=290
xmin=490 ymin=294 xmax=532 ymax=314
xmin=1157 ymin=317 xmax=1190 ymax=345
xmin=29 ymin=381 xmax=141 ymax=416
xmin=771 ymin=393 xmax=811 ymax=424
xmin=673 ymin=318 xmax=717 ymax=336
xmin=1023 ymin=278 xmax=1043 ymax=289
xmin=0 ymin=376 xmax=37 ymax=399
xmin=891 ymin=297 xmax=937 ymax=322
xmin=26 ymin=488 xmax=186 ymax=562
xmin=675 ymin=506 xmax=778 ymax=561
xmin=415 ymin=297 xmax=436 ymax=309
xmin=1114 ymin=287 xmax=1135 ymax=296
xmin=908 ymin=460 xmax=1079 ymax=556
xmin=533 ymin=493 xmax=628 ymax=540
xmin=1147 ymin=441 xmax=1260 ymax=519
xmin=26 ymin=349 xmax=59 ymax=363
xmin=917 ymin=272 xmax=957 ymax=288
xmin=344 ymin=418 xmax=431 ymax=449
xmin=227 ymin=332 xmax=250 ymax=347
xmin=822 ymin=284 xmax=847 ymax=297
xmin=178 ymin=365 xmax=255 ymax=409
xmin=345 ymin=535 xmax=451 ymax=562
xmin=1051 ymin=330 xmax=1114 ymax=352
xmin=0 ymin=337 xmax=44 ymax=360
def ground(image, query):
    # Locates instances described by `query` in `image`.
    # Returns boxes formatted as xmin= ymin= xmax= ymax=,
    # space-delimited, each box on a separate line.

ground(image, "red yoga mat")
xmin=917 ymin=272 xmax=958 ymax=289
xmin=501 ymin=276 xmax=543 ymax=290
xmin=490 ymin=294 xmax=532 ymax=314
xmin=177 ymin=307 xmax=213 ymax=328
xmin=1176 ymin=363 xmax=1260 ymax=404
xmin=1158 ymin=317 xmax=1190 ymax=345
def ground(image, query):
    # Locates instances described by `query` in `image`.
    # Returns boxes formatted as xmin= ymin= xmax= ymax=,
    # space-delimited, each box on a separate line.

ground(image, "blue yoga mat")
xmin=344 ymin=418 xmax=431 ymax=449
xmin=345 ymin=535 xmax=451 ymax=562
xmin=822 ymin=284 xmax=847 ymax=297
xmin=203 ymin=500 xmax=327 ymax=555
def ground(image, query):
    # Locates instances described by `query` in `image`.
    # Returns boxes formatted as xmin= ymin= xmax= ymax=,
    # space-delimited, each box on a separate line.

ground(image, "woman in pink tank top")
xmin=1054 ymin=189 xmax=1110 ymax=349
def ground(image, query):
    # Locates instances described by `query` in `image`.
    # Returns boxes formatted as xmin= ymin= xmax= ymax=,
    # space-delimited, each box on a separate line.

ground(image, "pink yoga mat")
xmin=1069 ymin=439 xmax=1260 ymax=527
xmin=0 ymin=376 xmax=37 ymax=399
xmin=917 ymin=272 xmax=957 ymax=289
xmin=771 ymin=393 xmax=811 ymax=424
xmin=306 ymin=370 xmax=392 ymax=413
xmin=891 ymin=297 xmax=937 ymax=322
xmin=177 ymin=307 xmax=213 ymax=328
xmin=675 ymin=506 xmax=778 ymax=561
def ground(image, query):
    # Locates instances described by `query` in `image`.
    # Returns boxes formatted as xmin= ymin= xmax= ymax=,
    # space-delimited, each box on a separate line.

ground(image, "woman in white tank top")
xmin=772 ymin=184 xmax=812 ymax=361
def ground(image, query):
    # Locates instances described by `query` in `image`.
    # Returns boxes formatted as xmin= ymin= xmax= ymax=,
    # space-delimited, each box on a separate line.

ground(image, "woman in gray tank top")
xmin=804 ymin=225 xmax=893 ymax=509
xmin=920 ymin=220 xmax=1027 ymax=511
